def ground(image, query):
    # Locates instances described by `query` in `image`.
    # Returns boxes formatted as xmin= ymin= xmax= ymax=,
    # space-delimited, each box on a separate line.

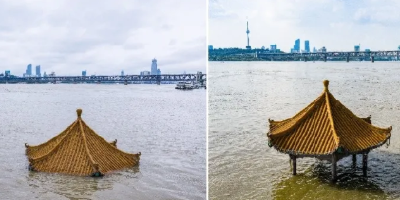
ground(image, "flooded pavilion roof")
xmin=25 ymin=109 xmax=140 ymax=176
xmin=267 ymin=80 xmax=392 ymax=155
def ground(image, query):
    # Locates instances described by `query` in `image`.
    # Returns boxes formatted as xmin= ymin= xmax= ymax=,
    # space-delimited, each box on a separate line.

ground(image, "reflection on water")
xmin=26 ymin=167 xmax=140 ymax=199
xmin=274 ymin=166 xmax=387 ymax=200
xmin=274 ymin=152 xmax=400 ymax=200
xmin=208 ymin=62 xmax=400 ymax=200
xmin=0 ymin=84 xmax=206 ymax=200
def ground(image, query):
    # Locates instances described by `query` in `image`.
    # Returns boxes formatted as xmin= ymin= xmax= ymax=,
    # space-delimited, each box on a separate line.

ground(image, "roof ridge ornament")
xmin=77 ymin=109 xmax=82 ymax=118
xmin=323 ymin=80 xmax=329 ymax=91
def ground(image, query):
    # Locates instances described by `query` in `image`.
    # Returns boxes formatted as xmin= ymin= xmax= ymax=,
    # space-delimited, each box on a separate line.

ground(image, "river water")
xmin=208 ymin=61 xmax=400 ymax=200
xmin=0 ymin=84 xmax=206 ymax=200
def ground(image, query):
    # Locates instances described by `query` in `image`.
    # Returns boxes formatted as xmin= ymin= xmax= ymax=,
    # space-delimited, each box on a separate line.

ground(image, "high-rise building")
xmin=43 ymin=72 xmax=47 ymax=77
xmin=82 ymin=70 xmax=87 ymax=76
xmin=270 ymin=45 xmax=277 ymax=52
xmin=304 ymin=40 xmax=310 ymax=52
xmin=354 ymin=45 xmax=360 ymax=52
xmin=26 ymin=64 xmax=32 ymax=76
xmin=36 ymin=65 xmax=41 ymax=77
xmin=294 ymin=39 xmax=300 ymax=52
xmin=121 ymin=70 xmax=124 ymax=76
xmin=157 ymin=69 xmax=161 ymax=75
xmin=151 ymin=58 xmax=158 ymax=75
xmin=313 ymin=47 xmax=317 ymax=53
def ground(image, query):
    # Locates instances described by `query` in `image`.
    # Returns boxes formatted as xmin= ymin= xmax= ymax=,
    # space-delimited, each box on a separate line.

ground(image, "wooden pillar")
xmin=352 ymin=154 xmax=357 ymax=169
xmin=332 ymin=153 xmax=337 ymax=181
xmin=346 ymin=54 xmax=350 ymax=62
xmin=304 ymin=57 xmax=307 ymax=62
xmin=324 ymin=55 xmax=327 ymax=62
xmin=292 ymin=155 xmax=297 ymax=175
xmin=371 ymin=56 xmax=374 ymax=63
xmin=363 ymin=153 xmax=368 ymax=177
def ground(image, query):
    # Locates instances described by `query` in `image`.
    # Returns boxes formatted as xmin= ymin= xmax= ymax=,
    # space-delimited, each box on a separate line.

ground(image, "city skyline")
xmin=209 ymin=0 xmax=400 ymax=51
xmin=0 ymin=0 xmax=206 ymax=76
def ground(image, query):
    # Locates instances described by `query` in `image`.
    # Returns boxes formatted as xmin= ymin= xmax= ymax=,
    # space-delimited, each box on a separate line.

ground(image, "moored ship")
xmin=175 ymin=81 xmax=194 ymax=90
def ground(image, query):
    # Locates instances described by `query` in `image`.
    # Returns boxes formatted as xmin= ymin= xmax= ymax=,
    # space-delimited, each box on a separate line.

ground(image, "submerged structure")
xmin=267 ymin=80 xmax=391 ymax=181
xmin=25 ymin=109 xmax=141 ymax=177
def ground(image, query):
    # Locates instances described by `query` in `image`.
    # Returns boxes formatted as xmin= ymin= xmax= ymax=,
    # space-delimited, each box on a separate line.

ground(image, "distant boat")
xmin=175 ymin=81 xmax=194 ymax=90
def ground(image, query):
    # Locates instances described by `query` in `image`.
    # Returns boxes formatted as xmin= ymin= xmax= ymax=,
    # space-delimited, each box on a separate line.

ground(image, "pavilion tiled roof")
xmin=25 ymin=109 xmax=140 ymax=176
xmin=267 ymin=80 xmax=392 ymax=155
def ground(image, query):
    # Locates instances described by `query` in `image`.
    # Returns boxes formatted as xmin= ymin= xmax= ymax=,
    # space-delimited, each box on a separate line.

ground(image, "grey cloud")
xmin=162 ymin=44 xmax=206 ymax=68
xmin=161 ymin=24 xmax=174 ymax=31
xmin=124 ymin=43 xmax=145 ymax=50
xmin=209 ymin=0 xmax=238 ymax=19
xmin=0 ymin=0 xmax=205 ymax=75
xmin=169 ymin=39 xmax=177 ymax=46
xmin=209 ymin=0 xmax=400 ymax=51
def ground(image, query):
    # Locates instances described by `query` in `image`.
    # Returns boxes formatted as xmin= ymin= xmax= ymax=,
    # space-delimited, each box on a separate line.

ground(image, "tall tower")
xmin=305 ymin=40 xmax=310 ymax=53
xmin=246 ymin=21 xmax=251 ymax=50
xmin=151 ymin=58 xmax=158 ymax=75
xmin=36 ymin=65 xmax=41 ymax=77
xmin=26 ymin=64 xmax=32 ymax=76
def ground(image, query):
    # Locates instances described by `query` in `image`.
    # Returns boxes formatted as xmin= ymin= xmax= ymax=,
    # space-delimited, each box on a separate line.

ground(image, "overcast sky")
xmin=209 ymin=0 xmax=400 ymax=52
xmin=0 ymin=0 xmax=206 ymax=76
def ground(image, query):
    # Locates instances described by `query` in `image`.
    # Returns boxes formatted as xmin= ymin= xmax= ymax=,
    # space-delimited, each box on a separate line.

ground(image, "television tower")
xmin=246 ymin=21 xmax=251 ymax=50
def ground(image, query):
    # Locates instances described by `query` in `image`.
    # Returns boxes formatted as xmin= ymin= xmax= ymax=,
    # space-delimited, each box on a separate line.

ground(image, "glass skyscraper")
xmin=293 ymin=39 xmax=300 ymax=52
xmin=26 ymin=64 xmax=32 ymax=76
xmin=305 ymin=40 xmax=310 ymax=53
xmin=151 ymin=58 xmax=158 ymax=75
xmin=36 ymin=65 xmax=41 ymax=77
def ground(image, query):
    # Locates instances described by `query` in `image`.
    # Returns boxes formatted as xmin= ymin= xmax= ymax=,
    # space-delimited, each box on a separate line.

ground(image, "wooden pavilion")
xmin=267 ymin=80 xmax=392 ymax=181
xmin=25 ymin=109 xmax=141 ymax=177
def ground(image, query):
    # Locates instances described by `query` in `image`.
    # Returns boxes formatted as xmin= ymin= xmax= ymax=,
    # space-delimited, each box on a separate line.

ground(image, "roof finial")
xmin=77 ymin=109 xmax=82 ymax=118
xmin=323 ymin=80 xmax=329 ymax=91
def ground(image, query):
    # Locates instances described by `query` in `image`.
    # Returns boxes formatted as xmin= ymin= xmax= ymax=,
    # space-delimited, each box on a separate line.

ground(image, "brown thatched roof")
xmin=268 ymin=80 xmax=391 ymax=155
xmin=25 ymin=109 xmax=140 ymax=176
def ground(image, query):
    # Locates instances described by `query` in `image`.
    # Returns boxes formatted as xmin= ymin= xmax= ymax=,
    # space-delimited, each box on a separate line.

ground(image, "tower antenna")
xmin=246 ymin=20 xmax=251 ymax=50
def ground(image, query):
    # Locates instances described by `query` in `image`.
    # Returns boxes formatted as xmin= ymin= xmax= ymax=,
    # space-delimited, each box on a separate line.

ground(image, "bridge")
xmin=257 ymin=50 xmax=400 ymax=62
xmin=0 ymin=73 xmax=207 ymax=84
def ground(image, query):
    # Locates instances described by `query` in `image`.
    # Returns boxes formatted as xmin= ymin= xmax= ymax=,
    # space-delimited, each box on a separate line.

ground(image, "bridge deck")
xmin=0 ymin=74 xmax=207 ymax=84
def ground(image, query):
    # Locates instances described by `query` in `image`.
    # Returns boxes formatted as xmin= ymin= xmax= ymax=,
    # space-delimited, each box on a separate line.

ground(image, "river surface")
xmin=0 ymin=84 xmax=206 ymax=200
xmin=208 ymin=61 xmax=400 ymax=200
